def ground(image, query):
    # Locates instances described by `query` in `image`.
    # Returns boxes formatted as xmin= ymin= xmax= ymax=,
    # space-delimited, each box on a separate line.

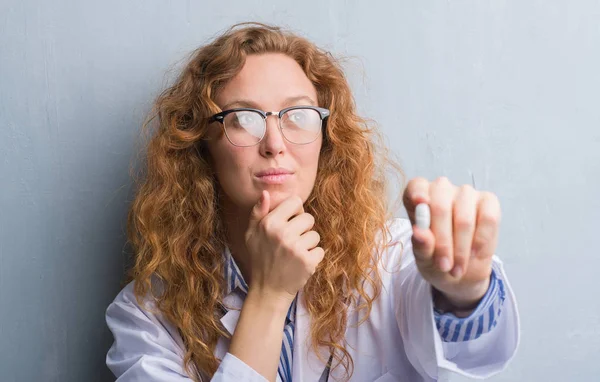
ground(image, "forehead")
xmin=215 ymin=53 xmax=318 ymax=109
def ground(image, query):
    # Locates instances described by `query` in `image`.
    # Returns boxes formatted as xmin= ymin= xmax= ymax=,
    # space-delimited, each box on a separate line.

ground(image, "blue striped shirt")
xmin=434 ymin=265 xmax=506 ymax=342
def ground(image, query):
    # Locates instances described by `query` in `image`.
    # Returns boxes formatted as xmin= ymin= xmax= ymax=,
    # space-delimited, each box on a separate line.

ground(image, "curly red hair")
xmin=126 ymin=22 xmax=404 ymax=380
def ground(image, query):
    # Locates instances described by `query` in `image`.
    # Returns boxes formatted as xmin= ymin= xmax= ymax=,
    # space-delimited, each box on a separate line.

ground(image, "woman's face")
xmin=207 ymin=53 xmax=323 ymax=212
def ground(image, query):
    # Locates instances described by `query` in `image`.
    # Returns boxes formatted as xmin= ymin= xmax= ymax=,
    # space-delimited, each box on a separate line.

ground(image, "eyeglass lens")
xmin=223 ymin=108 xmax=322 ymax=146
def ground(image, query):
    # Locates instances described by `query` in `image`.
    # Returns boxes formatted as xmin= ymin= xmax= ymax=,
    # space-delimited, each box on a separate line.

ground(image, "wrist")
xmin=230 ymin=288 xmax=292 ymax=382
xmin=433 ymin=277 xmax=490 ymax=317
xmin=245 ymin=287 xmax=294 ymax=316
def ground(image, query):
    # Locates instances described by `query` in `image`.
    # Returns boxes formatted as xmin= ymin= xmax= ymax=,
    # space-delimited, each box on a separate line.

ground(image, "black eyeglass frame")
xmin=208 ymin=106 xmax=330 ymax=146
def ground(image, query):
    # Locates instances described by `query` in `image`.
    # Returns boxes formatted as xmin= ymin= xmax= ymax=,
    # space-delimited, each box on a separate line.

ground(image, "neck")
xmin=221 ymin=196 xmax=253 ymax=286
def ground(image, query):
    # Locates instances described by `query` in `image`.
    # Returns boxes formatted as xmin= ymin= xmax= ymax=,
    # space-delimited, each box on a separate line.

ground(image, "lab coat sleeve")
xmin=106 ymin=282 xmax=267 ymax=382
xmin=390 ymin=218 xmax=520 ymax=380
xmin=105 ymin=282 xmax=194 ymax=381
xmin=213 ymin=353 xmax=269 ymax=382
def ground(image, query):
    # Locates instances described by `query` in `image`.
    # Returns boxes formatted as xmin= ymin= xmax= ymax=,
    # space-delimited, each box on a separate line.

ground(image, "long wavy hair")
xmin=127 ymin=22 xmax=404 ymax=380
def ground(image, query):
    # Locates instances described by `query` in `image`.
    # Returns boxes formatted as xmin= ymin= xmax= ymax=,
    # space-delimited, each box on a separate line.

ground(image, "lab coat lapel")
xmin=292 ymin=290 xmax=330 ymax=381
xmin=215 ymin=291 xmax=244 ymax=361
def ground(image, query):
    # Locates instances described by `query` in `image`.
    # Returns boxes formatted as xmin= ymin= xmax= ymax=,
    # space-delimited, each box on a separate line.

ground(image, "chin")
xmin=265 ymin=189 xmax=292 ymax=208
xmin=263 ymin=188 xmax=307 ymax=209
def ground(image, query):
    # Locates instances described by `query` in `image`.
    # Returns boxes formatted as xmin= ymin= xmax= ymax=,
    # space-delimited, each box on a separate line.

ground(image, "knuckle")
xmin=277 ymin=229 xmax=290 ymax=243
xmin=454 ymin=215 xmax=474 ymax=230
xmin=313 ymin=231 xmax=321 ymax=243
xmin=307 ymin=213 xmax=315 ymax=227
xmin=452 ymin=257 xmax=465 ymax=269
xmin=282 ymin=240 xmax=296 ymax=254
xmin=487 ymin=193 xmax=502 ymax=220
xmin=453 ymin=243 xmax=470 ymax=259
xmin=479 ymin=211 xmax=500 ymax=226
xmin=459 ymin=184 xmax=474 ymax=194
xmin=258 ymin=217 xmax=270 ymax=232
xmin=293 ymin=241 xmax=306 ymax=254
xmin=430 ymin=201 xmax=450 ymax=217
xmin=411 ymin=176 xmax=428 ymax=186
xmin=309 ymin=249 xmax=325 ymax=270
xmin=482 ymin=190 xmax=497 ymax=200
xmin=482 ymin=191 xmax=500 ymax=207
xmin=317 ymin=248 xmax=325 ymax=262
xmin=435 ymin=176 xmax=450 ymax=184
xmin=435 ymin=242 xmax=453 ymax=256
xmin=310 ymin=247 xmax=324 ymax=263
xmin=453 ymin=253 xmax=466 ymax=263
xmin=243 ymin=232 xmax=253 ymax=246
xmin=301 ymin=213 xmax=315 ymax=229
xmin=406 ymin=177 xmax=427 ymax=195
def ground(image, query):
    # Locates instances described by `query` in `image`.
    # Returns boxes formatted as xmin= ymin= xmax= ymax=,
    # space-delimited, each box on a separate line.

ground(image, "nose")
xmin=259 ymin=114 xmax=286 ymax=157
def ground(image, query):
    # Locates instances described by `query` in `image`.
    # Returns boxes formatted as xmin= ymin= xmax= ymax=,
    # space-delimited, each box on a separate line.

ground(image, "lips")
xmin=255 ymin=167 xmax=294 ymax=184
xmin=255 ymin=168 xmax=294 ymax=177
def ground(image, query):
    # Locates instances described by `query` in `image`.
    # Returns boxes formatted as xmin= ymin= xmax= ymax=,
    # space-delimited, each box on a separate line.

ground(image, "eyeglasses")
xmin=208 ymin=106 xmax=330 ymax=147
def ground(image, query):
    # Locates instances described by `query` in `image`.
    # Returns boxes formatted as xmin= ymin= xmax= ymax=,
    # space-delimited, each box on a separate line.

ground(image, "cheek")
xmin=215 ymin=147 xmax=248 ymax=177
xmin=296 ymin=143 xmax=322 ymax=179
xmin=208 ymin=140 xmax=244 ymax=182
xmin=309 ymin=139 xmax=323 ymax=167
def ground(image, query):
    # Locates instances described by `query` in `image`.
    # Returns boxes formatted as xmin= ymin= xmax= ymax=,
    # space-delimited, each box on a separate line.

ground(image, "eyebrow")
xmin=221 ymin=95 xmax=317 ymax=111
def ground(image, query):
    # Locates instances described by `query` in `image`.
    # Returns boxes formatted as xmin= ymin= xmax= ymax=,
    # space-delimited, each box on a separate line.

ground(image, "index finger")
xmin=402 ymin=177 xmax=431 ymax=225
xmin=267 ymin=195 xmax=305 ymax=224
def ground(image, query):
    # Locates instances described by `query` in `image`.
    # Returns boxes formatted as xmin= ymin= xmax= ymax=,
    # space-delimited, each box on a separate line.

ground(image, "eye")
xmin=233 ymin=111 xmax=261 ymax=128
xmin=287 ymin=110 xmax=308 ymax=125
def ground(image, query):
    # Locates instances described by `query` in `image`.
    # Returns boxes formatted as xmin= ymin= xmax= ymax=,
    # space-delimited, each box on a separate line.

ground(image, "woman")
xmin=106 ymin=23 xmax=519 ymax=382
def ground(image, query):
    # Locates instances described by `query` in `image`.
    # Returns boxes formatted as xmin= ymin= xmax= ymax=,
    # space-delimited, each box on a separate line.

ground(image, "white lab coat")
xmin=106 ymin=218 xmax=520 ymax=381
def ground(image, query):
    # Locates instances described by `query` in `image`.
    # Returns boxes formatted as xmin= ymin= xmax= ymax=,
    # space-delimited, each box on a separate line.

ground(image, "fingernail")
xmin=438 ymin=257 xmax=452 ymax=272
xmin=450 ymin=265 xmax=462 ymax=278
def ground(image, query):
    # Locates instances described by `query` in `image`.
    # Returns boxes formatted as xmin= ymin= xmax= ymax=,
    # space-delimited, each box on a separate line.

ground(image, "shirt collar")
xmin=223 ymin=246 xmax=296 ymax=323
xmin=224 ymin=246 xmax=249 ymax=295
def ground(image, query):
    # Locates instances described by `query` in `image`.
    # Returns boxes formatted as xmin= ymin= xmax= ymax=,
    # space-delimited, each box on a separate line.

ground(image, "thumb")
xmin=249 ymin=190 xmax=270 ymax=227
xmin=411 ymin=225 xmax=435 ymax=265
